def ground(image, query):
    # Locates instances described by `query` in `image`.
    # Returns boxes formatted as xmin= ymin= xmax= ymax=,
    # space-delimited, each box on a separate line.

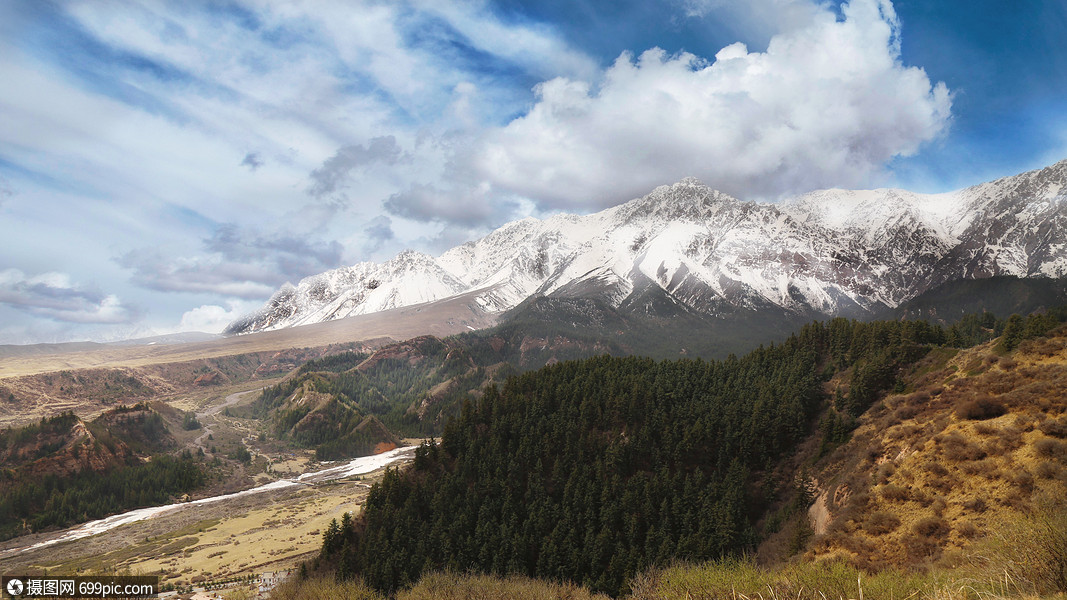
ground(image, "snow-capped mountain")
xmin=226 ymin=160 xmax=1067 ymax=335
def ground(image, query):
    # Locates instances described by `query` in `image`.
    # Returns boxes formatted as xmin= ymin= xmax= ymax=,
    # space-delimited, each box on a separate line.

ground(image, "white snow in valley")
xmin=2 ymin=446 xmax=417 ymax=558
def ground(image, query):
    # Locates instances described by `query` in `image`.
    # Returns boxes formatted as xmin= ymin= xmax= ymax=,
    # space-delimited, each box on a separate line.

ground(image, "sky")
xmin=0 ymin=0 xmax=1065 ymax=344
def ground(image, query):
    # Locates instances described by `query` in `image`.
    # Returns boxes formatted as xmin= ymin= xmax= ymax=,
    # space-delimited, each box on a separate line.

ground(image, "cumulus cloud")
xmin=474 ymin=0 xmax=952 ymax=208
xmin=118 ymin=224 xmax=344 ymax=298
xmin=308 ymin=136 xmax=406 ymax=198
xmin=174 ymin=300 xmax=262 ymax=334
xmin=0 ymin=269 xmax=140 ymax=324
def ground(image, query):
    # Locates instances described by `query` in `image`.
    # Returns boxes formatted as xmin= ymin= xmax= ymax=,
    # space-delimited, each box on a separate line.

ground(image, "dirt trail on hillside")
xmin=809 ymin=489 xmax=830 ymax=535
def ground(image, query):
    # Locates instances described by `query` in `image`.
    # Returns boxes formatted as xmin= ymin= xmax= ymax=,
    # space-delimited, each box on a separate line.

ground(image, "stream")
xmin=0 ymin=445 xmax=417 ymax=559
xmin=192 ymin=387 xmax=258 ymax=449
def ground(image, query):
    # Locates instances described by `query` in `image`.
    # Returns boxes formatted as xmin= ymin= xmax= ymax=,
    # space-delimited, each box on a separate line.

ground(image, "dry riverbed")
xmin=0 ymin=460 xmax=402 ymax=588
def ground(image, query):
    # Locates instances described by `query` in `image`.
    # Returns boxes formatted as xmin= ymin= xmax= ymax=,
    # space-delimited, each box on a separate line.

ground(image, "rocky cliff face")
xmin=227 ymin=160 xmax=1067 ymax=335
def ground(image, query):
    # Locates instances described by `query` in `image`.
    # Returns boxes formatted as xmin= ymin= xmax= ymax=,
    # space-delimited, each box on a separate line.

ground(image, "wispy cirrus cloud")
xmin=0 ymin=177 xmax=12 ymax=207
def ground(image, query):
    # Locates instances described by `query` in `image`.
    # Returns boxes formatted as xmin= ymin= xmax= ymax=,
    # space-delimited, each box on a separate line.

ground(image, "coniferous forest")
xmin=314 ymin=315 xmax=1051 ymax=596
xmin=0 ymin=406 xmax=209 ymax=541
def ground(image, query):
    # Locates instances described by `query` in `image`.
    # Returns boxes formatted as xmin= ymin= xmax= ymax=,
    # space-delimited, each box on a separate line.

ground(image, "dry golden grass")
xmin=398 ymin=572 xmax=611 ymax=600
xmin=629 ymin=557 xmax=1067 ymax=600
xmin=806 ymin=329 xmax=1067 ymax=570
xmin=271 ymin=577 xmax=383 ymax=600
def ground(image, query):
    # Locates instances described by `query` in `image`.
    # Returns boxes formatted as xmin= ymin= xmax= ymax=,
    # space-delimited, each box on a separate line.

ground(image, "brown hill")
xmin=0 ymin=343 xmax=387 ymax=429
xmin=787 ymin=326 xmax=1067 ymax=568
xmin=0 ymin=402 xmax=180 ymax=482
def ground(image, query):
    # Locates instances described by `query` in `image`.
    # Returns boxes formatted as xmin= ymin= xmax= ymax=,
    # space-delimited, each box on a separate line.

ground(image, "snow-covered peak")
xmin=610 ymin=177 xmax=741 ymax=225
xmin=228 ymin=159 xmax=1067 ymax=335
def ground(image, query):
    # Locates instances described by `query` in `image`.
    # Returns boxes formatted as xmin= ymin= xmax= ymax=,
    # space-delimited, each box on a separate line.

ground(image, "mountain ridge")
xmin=227 ymin=159 xmax=1067 ymax=335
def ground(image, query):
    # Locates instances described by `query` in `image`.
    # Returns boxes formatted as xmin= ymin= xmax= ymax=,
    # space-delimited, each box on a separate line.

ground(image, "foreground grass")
xmin=629 ymin=559 xmax=1044 ymax=600
xmin=272 ymin=559 xmax=1067 ymax=600
xmin=271 ymin=572 xmax=610 ymax=600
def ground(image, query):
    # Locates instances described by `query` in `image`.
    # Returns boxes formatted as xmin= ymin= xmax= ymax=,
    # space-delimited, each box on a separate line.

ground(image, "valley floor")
xmin=0 ymin=455 xmax=411 ymax=590
xmin=0 ymin=380 xmax=420 ymax=591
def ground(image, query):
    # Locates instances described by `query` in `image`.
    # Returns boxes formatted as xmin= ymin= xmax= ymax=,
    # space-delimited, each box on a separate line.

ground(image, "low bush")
xmin=939 ymin=433 xmax=987 ymax=461
xmin=957 ymin=520 xmax=980 ymax=539
xmin=927 ymin=474 xmax=956 ymax=494
xmin=922 ymin=461 xmax=949 ymax=477
xmin=960 ymin=458 xmax=999 ymax=478
xmin=963 ymin=497 xmax=988 ymax=513
xmin=1010 ymin=469 xmax=1036 ymax=494
xmin=864 ymin=512 xmax=901 ymax=536
xmin=894 ymin=405 xmax=920 ymax=421
xmin=1036 ymin=460 xmax=1064 ymax=480
xmin=914 ymin=516 xmax=950 ymax=538
xmin=874 ymin=462 xmax=896 ymax=484
xmin=880 ymin=484 xmax=909 ymax=502
xmin=902 ymin=534 xmax=940 ymax=561
xmin=955 ymin=396 xmax=1006 ymax=420
xmin=1040 ymin=417 xmax=1067 ymax=439
xmin=1036 ymin=437 xmax=1067 ymax=459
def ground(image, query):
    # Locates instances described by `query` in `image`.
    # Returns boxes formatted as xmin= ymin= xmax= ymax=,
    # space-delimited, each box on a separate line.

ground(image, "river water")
xmin=0 ymin=445 xmax=417 ymax=558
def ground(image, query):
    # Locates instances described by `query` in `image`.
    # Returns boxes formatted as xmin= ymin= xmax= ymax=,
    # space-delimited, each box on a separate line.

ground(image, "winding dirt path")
xmin=193 ymin=387 xmax=262 ymax=449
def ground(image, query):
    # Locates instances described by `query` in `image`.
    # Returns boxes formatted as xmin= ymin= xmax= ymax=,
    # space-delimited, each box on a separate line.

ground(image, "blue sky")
xmin=0 ymin=0 xmax=1064 ymax=344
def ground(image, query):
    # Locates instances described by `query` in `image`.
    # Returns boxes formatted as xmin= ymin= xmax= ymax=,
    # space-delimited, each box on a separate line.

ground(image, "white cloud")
xmin=173 ymin=300 xmax=262 ymax=334
xmin=0 ymin=0 xmax=959 ymax=343
xmin=474 ymin=0 xmax=952 ymax=209
xmin=0 ymin=269 xmax=140 ymax=324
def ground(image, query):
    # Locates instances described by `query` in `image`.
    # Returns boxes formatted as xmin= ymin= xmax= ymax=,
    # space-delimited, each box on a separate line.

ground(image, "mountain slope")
xmin=799 ymin=322 xmax=1067 ymax=569
xmin=305 ymin=309 xmax=1067 ymax=597
xmin=0 ymin=403 xmax=206 ymax=540
xmin=228 ymin=160 xmax=1067 ymax=336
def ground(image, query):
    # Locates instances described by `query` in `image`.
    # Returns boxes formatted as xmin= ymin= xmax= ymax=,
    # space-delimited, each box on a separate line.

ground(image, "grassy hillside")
xmin=273 ymin=546 xmax=1067 ymax=600
xmin=799 ymin=324 xmax=1067 ymax=570
xmin=247 ymin=341 xmax=515 ymax=444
